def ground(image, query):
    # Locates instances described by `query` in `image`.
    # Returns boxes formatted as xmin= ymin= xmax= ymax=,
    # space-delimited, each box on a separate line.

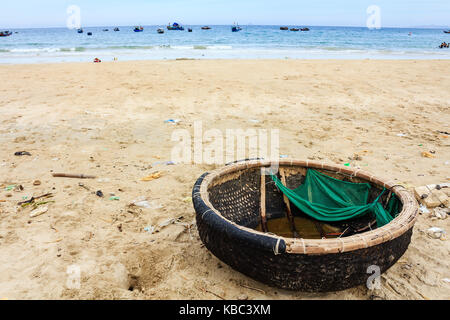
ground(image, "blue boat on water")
xmin=231 ymin=24 xmax=242 ymax=32
xmin=167 ymin=22 xmax=184 ymax=31
xmin=134 ymin=26 xmax=144 ymax=32
xmin=77 ymin=28 xmax=83 ymax=34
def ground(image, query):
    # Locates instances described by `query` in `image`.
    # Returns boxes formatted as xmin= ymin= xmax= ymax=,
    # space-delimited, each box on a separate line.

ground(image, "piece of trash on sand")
xmin=33 ymin=180 xmax=41 ymax=186
xmin=5 ymin=185 xmax=15 ymax=191
xmin=164 ymin=119 xmax=181 ymax=124
xmin=421 ymin=151 xmax=435 ymax=158
xmin=414 ymin=183 xmax=450 ymax=208
xmin=14 ymin=151 xmax=31 ymax=156
xmin=434 ymin=207 xmax=449 ymax=220
xmin=109 ymin=196 xmax=120 ymax=201
xmin=144 ymin=226 xmax=155 ymax=234
xmin=426 ymin=227 xmax=446 ymax=240
xmin=30 ymin=206 xmax=48 ymax=218
xmin=96 ymin=190 xmax=104 ymax=198
xmin=78 ymin=182 xmax=90 ymax=191
xmin=182 ymin=197 xmax=192 ymax=203
xmin=130 ymin=198 xmax=163 ymax=209
xmin=152 ymin=161 xmax=176 ymax=166
xmin=14 ymin=185 xmax=24 ymax=192
xmin=443 ymin=278 xmax=450 ymax=283
xmin=141 ymin=172 xmax=162 ymax=181
xmin=419 ymin=204 xmax=430 ymax=215
xmin=133 ymin=200 xmax=150 ymax=208
xmin=18 ymin=193 xmax=53 ymax=206
xmin=396 ymin=133 xmax=407 ymax=137
xmin=344 ymin=163 xmax=351 ymax=167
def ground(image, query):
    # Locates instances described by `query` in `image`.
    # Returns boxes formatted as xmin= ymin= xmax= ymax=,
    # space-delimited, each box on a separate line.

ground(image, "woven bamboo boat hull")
xmin=193 ymin=160 xmax=418 ymax=292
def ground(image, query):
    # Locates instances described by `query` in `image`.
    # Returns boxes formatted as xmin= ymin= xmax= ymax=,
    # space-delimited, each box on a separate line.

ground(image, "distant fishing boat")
xmin=87 ymin=32 xmax=93 ymax=36
xmin=0 ymin=31 xmax=12 ymax=37
xmin=188 ymin=28 xmax=193 ymax=32
xmin=280 ymin=27 xmax=288 ymax=30
xmin=444 ymin=30 xmax=450 ymax=34
xmin=103 ymin=29 xmax=109 ymax=32
xmin=167 ymin=22 xmax=184 ymax=30
xmin=232 ymin=23 xmax=242 ymax=32
xmin=301 ymin=27 xmax=310 ymax=31
xmin=202 ymin=26 xmax=211 ymax=30
xmin=134 ymin=26 xmax=144 ymax=32
xmin=157 ymin=28 xmax=164 ymax=34
xmin=290 ymin=28 xmax=300 ymax=32
xmin=114 ymin=27 xmax=120 ymax=32
xmin=77 ymin=28 xmax=83 ymax=34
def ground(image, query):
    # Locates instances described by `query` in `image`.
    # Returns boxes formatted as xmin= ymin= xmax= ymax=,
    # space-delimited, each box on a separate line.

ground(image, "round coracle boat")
xmin=192 ymin=159 xmax=418 ymax=292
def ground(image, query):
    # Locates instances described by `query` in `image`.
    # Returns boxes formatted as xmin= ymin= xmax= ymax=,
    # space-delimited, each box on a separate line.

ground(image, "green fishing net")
xmin=271 ymin=169 xmax=400 ymax=227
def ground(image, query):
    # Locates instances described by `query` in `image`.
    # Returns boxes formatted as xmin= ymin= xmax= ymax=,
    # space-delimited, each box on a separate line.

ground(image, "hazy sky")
xmin=1 ymin=0 xmax=449 ymax=28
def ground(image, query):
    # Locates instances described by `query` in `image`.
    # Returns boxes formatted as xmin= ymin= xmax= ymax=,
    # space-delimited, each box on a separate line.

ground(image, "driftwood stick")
xmin=17 ymin=193 xmax=53 ymax=205
xmin=52 ymin=173 xmax=96 ymax=179
xmin=260 ymin=174 xmax=268 ymax=232
xmin=280 ymin=168 xmax=299 ymax=238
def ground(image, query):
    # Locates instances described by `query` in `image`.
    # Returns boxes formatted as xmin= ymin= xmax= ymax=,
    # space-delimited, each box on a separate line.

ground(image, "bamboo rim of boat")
xmin=195 ymin=159 xmax=418 ymax=255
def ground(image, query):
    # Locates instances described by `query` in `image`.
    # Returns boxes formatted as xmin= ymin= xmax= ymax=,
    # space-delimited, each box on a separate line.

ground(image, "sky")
xmin=1 ymin=0 xmax=449 ymax=29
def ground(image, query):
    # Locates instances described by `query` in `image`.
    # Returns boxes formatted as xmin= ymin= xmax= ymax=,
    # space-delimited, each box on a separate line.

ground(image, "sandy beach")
xmin=0 ymin=59 xmax=449 ymax=300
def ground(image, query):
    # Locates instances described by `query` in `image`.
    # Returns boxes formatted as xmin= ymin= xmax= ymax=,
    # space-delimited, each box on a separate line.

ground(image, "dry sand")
xmin=0 ymin=59 xmax=449 ymax=300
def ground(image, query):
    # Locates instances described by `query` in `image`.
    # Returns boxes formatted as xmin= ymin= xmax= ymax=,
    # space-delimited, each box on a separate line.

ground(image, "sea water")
xmin=1 ymin=25 xmax=449 ymax=63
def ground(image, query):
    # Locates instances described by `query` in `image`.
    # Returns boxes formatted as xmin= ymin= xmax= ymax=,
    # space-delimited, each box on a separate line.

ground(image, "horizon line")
xmin=3 ymin=24 xmax=450 ymax=30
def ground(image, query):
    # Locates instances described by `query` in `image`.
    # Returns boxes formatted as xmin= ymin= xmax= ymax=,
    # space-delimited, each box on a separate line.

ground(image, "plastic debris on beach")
xmin=14 ymin=151 xmax=31 ymax=156
xmin=29 ymin=206 xmax=48 ymax=218
xmin=164 ymin=119 xmax=181 ymax=124
xmin=130 ymin=197 xmax=163 ymax=209
xmin=152 ymin=161 xmax=176 ymax=166
xmin=433 ymin=207 xmax=449 ymax=219
xmin=182 ymin=197 xmax=192 ymax=203
xmin=426 ymin=227 xmax=446 ymax=240
xmin=144 ymin=216 xmax=191 ymax=235
xmin=414 ymin=183 xmax=449 ymax=208
xmin=141 ymin=172 xmax=162 ymax=181
xmin=421 ymin=151 xmax=435 ymax=158
xmin=109 ymin=196 xmax=120 ymax=201
xmin=144 ymin=226 xmax=155 ymax=234
xmin=419 ymin=204 xmax=430 ymax=215
xmin=396 ymin=133 xmax=407 ymax=137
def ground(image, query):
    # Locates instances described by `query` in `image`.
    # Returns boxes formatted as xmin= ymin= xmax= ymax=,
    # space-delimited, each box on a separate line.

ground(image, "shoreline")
xmin=1 ymin=57 xmax=450 ymax=66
